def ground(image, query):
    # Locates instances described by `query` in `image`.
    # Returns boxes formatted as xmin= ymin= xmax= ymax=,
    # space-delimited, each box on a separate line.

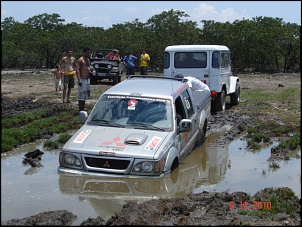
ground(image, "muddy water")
xmin=1 ymin=132 xmax=301 ymax=225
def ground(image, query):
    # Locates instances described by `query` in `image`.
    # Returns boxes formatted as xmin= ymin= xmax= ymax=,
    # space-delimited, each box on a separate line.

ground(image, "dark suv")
xmin=90 ymin=49 xmax=124 ymax=85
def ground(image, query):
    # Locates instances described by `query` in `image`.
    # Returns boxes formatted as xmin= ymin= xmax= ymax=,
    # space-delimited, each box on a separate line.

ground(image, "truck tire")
xmin=112 ymin=76 xmax=118 ymax=85
xmin=195 ymin=127 xmax=205 ymax=147
xmin=230 ymin=83 xmax=240 ymax=105
xmin=90 ymin=77 xmax=97 ymax=85
xmin=195 ymin=119 xmax=207 ymax=147
xmin=214 ymin=90 xmax=226 ymax=112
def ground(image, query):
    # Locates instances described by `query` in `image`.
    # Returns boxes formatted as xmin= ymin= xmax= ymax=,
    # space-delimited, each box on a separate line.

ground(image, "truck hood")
xmin=63 ymin=126 xmax=169 ymax=158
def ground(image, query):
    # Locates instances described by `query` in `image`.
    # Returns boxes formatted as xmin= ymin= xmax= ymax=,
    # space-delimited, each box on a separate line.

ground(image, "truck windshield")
xmin=88 ymin=95 xmax=173 ymax=130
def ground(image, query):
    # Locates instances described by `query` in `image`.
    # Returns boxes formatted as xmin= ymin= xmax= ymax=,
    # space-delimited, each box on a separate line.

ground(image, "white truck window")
xmin=212 ymin=51 xmax=220 ymax=68
xmin=221 ymin=52 xmax=231 ymax=67
xmin=174 ymin=52 xmax=207 ymax=68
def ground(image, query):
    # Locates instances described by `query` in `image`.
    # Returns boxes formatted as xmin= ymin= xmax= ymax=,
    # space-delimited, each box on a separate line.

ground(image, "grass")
xmin=237 ymin=187 xmax=300 ymax=218
xmin=1 ymin=105 xmax=83 ymax=153
xmin=235 ymin=75 xmax=301 ymax=152
xmin=1 ymin=73 xmax=300 ymax=154
xmin=43 ymin=133 xmax=72 ymax=150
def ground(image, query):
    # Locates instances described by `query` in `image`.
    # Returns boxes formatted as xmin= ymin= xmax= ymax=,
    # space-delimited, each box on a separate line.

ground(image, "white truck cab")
xmin=164 ymin=45 xmax=240 ymax=112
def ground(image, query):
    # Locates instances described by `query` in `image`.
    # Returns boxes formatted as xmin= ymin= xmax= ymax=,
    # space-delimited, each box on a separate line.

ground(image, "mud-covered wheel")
xmin=112 ymin=75 xmax=118 ymax=85
xmin=214 ymin=90 xmax=226 ymax=112
xmin=90 ymin=77 xmax=97 ymax=85
xmin=230 ymin=83 xmax=240 ymax=105
xmin=195 ymin=119 xmax=207 ymax=147
xmin=195 ymin=128 xmax=205 ymax=147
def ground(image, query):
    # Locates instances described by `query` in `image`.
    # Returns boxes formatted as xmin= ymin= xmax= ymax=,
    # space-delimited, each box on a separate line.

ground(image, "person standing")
xmin=53 ymin=65 xmax=63 ymax=95
xmin=123 ymin=50 xmax=137 ymax=78
xmin=60 ymin=49 xmax=77 ymax=103
xmin=105 ymin=49 xmax=119 ymax=60
xmin=76 ymin=47 xmax=92 ymax=112
xmin=139 ymin=49 xmax=150 ymax=75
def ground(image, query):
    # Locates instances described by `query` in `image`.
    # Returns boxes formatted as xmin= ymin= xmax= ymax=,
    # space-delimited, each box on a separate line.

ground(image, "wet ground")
xmin=1 ymin=71 xmax=301 ymax=225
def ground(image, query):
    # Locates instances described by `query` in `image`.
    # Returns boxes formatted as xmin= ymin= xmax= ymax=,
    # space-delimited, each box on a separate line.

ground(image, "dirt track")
xmin=1 ymin=71 xmax=301 ymax=226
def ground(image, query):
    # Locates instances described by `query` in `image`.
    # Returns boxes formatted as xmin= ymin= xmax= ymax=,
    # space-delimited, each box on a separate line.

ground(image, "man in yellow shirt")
xmin=139 ymin=49 xmax=150 ymax=75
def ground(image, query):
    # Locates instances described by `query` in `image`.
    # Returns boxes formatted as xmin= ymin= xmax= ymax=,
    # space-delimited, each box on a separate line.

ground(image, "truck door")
xmin=176 ymin=89 xmax=198 ymax=161
xmin=209 ymin=51 xmax=231 ymax=94
xmin=181 ymin=89 xmax=198 ymax=153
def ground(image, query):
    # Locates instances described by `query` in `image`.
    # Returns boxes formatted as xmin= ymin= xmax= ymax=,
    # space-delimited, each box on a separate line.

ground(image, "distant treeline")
xmin=1 ymin=10 xmax=300 ymax=73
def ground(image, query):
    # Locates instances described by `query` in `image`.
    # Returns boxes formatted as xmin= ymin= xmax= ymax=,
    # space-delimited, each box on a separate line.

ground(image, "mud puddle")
xmin=1 ymin=133 xmax=300 ymax=225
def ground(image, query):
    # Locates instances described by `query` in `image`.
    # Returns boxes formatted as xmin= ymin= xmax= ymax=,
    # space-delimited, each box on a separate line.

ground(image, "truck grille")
xmin=84 ymin=157 xmax=130 ymax=170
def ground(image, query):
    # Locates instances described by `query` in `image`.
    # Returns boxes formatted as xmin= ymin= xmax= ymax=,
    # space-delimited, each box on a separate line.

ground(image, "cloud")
xmin=189 ymin=3 xmax=249 ymax=25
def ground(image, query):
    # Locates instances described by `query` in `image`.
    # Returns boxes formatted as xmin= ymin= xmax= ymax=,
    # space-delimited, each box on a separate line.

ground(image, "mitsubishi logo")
xmin=103 ymin=161 xmax=110 ymax=168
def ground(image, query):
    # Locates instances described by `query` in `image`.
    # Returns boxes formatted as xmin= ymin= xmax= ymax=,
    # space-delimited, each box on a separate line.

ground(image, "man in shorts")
xmin=76 ymin=47 xmax=92 ymax=112
xmin=60 ymin=49 xmax=77 ymax=103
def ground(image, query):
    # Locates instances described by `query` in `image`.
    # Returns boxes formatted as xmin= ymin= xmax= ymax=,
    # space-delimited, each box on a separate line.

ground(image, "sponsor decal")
xmin=145 ymin=136 xmax=162 ymax=151
xmin=184 ymin=131 xmax=189 ymax=143
xmin=99 ymin=137 xmax=125 ymax=147
xmin=99 ymin=151 xmax=116 ymax=156
xmin=74 ymin=130 xmax=91 ymax=143
xmin=178 ymin=134 xmax=182 ymax=142
xmin=128 ymin=99 xmax=138 ymax=110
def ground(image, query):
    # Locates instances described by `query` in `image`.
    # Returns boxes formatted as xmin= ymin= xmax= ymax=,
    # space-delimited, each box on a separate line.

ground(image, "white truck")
xmin=164 ymin=45 xmax=240 ymax=112
xmin=58 ymin=75 xmax=211 ymax=176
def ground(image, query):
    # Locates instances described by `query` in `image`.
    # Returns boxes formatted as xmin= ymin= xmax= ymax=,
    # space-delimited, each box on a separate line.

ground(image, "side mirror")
xmin=79 ymin=111 xmax=88 ymax=123
xmin=178 ymin=119 xmax=192 ymax=133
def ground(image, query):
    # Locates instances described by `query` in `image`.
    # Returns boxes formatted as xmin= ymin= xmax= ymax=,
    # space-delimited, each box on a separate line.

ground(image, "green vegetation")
xmin=238 ymin=187 xmax=300 ymax=218
xmin=43 ymin=133 xmax=72 ymax=150
xmin=1 ymin=11 xmax=300 ymax=73
xmin=1 ymin=105 xmax=83 ymax=153
xmin=236 ymin=76 xmax=301 ymax=152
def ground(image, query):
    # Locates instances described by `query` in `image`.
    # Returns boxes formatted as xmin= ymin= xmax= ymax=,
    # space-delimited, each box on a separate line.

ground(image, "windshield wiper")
xmin=89 ymin=119 xmax=125 ymax=128
xmin=128 ymin=122 xmax=165 ymax=131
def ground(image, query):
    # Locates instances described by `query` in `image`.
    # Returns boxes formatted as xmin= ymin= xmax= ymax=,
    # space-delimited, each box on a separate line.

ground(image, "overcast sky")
xmin=1 ymin=1 xmax=301 ymax=28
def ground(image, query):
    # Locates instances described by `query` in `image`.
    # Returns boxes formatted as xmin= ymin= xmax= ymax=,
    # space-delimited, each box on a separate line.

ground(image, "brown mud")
xmin=1 ymin=71 xmax=301 ymax=226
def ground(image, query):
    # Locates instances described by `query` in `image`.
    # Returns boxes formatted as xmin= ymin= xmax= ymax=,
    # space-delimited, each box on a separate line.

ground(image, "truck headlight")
xmin=133 ymin=161 xmax=153 ymax=173
xmin=107 ymin=65 xmax=112 ymax=69
xmin=64 ymin=154 xmax=81 ymax=166
xmin=94 ymin=64 xmax=99 ymax=69
xmin=142 ymin=162 xmax=153 ymax=172
xmin=133 ymin=163 xmax=142 ymax=172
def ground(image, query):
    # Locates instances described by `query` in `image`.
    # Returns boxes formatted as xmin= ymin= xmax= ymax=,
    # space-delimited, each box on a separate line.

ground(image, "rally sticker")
xmin=74 ymin=130 xmax=91 ymax=143
xmin=128 ymin=99 xmax=138 ymax=110
xmin=99 ymin=137 xmax=125 ymax=147
xmin=145 ymin=136 xmax=162 ymax=151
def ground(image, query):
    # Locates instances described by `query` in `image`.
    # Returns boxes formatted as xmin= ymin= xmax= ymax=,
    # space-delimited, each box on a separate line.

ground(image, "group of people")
xmin=53 ymin=48 xmax=151 ymax=112
xmin=123 ymin=49 xmax=151 ymax=78
xmin=54 ymin=47 xmax=92 ymax=112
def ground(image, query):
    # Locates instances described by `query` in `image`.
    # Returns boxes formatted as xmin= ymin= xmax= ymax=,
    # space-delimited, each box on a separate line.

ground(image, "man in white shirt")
xmin=175 ymin=74 xmax=210 ymax=92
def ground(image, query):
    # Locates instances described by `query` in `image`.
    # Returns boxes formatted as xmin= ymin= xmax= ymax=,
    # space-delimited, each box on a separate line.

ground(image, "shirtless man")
xmin=60 ymin=49 xmax=77 ymax=103
xmin=76 ymin=47 xmax=92 ymax=111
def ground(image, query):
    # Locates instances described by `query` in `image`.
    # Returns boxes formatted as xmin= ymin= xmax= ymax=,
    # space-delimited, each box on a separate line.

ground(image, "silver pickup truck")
xmin=58 ymin=75 xmax=211 ymax=176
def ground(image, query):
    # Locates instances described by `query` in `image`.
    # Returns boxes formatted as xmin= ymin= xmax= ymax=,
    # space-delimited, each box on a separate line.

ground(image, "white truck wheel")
xmin=230 ymin=84 xmax=240 ymax=105
xmin=214 ymin=90 xmax=226 ymax=112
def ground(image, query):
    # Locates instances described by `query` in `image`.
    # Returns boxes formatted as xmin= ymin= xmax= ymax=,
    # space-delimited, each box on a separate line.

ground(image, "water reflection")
xmin=56 ymin=132 xmax=230 ymax=223
xmin=1 ymin=132 xmax=300 ymax=226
